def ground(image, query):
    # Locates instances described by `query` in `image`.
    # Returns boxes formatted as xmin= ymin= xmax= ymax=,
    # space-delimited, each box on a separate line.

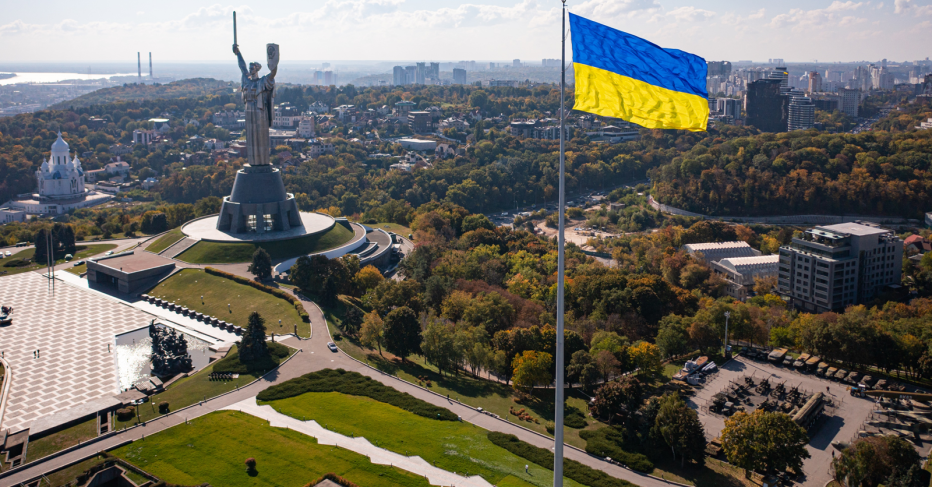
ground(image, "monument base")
xmin=215 ymin=164 xmax=301 ymax=234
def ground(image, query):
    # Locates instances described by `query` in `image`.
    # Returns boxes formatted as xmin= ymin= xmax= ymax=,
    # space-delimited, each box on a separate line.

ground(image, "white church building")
xmin=3 ymin=132 xmax=111 ymax=215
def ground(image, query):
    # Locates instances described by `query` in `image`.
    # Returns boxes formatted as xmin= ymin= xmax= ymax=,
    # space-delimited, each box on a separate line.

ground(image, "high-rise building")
xmin=777 ymin=222 xmax=903 ymax=313
xmin=771 ymin=58 xmax=785 ymax=66
xmin=324 ymin=71 xmax=334 ymax=86
xmin=807 ymin=71 xmax=822 ymax=93
xmin=718 ymin=98 xmax=741 ymax=120
xmin=393 ymin=66 xmax=405 ymax=86
xmin=839 ymin=88 xmax=859 ymax=118
xmin=513 ymin=59 xmax=521 ymax=68
xmin=770 ymin=67 xmax=789 ymax=91
xmin=788 ymin=93 xmax=815 ymax=131
xmin=430 ymin=62 xmax=440 ymax=80
xmin=416 ymin=62 xmax=426 ymax=84
xmin=405 ymin=66 xmax=416 ymax=84
xmin=745 ymin=79 xmax=787 ymax=132
xmin=542 ymin=58 xmax=561 ymax=67
xmin=707 ymin=61 xmax=732 ymax=77
xmin=453 ymin=68 xmax=467 ymax=85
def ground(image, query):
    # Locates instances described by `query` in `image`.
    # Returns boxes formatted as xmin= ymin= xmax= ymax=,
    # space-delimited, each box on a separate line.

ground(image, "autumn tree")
xmin=511 ymin=350 xmax=553 ymax=391
xmin=590 ymin=376 xmax=643 ymax=425
xmin=383 ymin=306 xmax=421 ymax=361
xmin=722 ymin=410 xmax=810 ymax=477
xmin=360 ymin=310 xmax=385 ymax=355
xmin=650 ymin=392 xmax=706 ymax=467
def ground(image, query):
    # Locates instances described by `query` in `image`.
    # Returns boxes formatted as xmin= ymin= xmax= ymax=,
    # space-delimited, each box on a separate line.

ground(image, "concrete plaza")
xmin=688 ymin=355 xmax=887 ymax=487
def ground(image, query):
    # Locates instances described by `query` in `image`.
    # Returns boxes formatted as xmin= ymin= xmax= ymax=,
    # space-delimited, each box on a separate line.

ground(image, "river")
xmin=0 ymin=72 xmax=136 ymax=85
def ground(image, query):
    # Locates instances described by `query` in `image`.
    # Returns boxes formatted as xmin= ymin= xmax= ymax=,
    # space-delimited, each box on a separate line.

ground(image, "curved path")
xmin=1 ymin=276 xmax=669 ymax=487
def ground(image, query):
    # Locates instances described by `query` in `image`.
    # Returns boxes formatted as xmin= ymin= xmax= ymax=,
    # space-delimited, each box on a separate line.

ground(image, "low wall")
xmin=273 ymin=222 xmax=368 ymax=274
xmin=648 ymin=196 xmax=920 ymax=226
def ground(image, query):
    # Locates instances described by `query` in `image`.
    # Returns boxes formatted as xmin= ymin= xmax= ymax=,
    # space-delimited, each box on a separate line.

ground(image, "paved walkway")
xmin=223 ymin=397 xmax=495 ymax=487
xmin=0 ymin=273 xmax=154 ymax=433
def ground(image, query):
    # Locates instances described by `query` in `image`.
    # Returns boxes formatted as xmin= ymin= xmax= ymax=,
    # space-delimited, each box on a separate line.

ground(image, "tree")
xmin=360 ymin=310 xmax=385 ymax=355
xmin=753 ymin=275 xmax=778 ymax=296
xmin=629 ymin=341 xmax=662 ymax=375
xmin=511 ymin=350 xmax=553 ymax=391
xmin=354 ymin=265 xmax=384 ymax=294
xmin=383 ymin=306 xmax=421 ymax=361
xmin=593 ymin=350 xmax=620 ymax=383
xmin=248 ymin=247 xmax=272 ymax=280
xmin=239 ymin=311 xmax=269 ymax=363
xmin=651 ymin=393 xmax=706 ymax=467
xmin=141 ymin=211 xmax=168 ymax=234
xmin=590 ymin=376 xmax=642 ymax=425
xmin=656 ymin=315 xmax=690 ymax=358
xmin=342 ymin=305 xmax=364 ymax=336
xmin=421 ymin=318 xmax=457 ymax=375
xmin=831 ymin=436 xmax=921 ymax=487
xmin=721 ymin=410 xmax=810 ymax=477
xmin=567 ymin=350 xmax=599 ymax=391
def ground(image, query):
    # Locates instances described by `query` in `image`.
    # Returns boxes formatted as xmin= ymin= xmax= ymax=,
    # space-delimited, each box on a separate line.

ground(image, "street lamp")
xmin=723 ymin=311 xmax=731 ymax=358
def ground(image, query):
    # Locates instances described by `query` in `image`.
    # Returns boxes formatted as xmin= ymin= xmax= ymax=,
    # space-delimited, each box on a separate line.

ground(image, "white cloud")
xmin=666 ymin=6 xmax=716 ymax=22
xmin=770 ymin=1 xmax=866 ymax=30
xmin=894 ymin=0 xmax=932 ymax=14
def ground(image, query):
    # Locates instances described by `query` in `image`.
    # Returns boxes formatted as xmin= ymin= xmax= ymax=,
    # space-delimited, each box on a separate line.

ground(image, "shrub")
xmin=2 ymin=259 xmax=30 ymax=268
xmin=304 ymin=473 xmax=360 ymax=487
xmin=257 ymin=369 xmax=458 ymax=421
xmin=213 ymin=342 xmax=291 ymax=375
xmin=565 ymin=406 xmax=588 ymax=429
xmin=159 ymin=401 xmax=169 ymax=413
xmin=578 ymin=428 xmax=654 ymax=472
xmin=116 ymin=406 xmax=135 ymax=421
xmin=204 ymin=267 xmax=310 ymax=322
xmin=245 ymin=457 xmax=256 ymax=469
xmin=487 ymin=432 xmax=639 ymax=487
xmin=545 ymin=421 xmax=555 ymax=434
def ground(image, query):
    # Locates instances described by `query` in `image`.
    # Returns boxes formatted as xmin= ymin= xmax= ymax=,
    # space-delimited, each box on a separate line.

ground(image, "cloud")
xmin=666 ymin=6 xmax=716 ymax=22
xmin=894 ymin=0 xmax=932 ymax=14
xmin=573 ymin=0 xmax=661 ymax=19
xmin=770 ymin=1 xmax=866 ymax=29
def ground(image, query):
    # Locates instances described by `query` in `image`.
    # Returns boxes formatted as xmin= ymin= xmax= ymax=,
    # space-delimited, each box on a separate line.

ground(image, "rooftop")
xmin=684 ymin=241 xmax=753 ymax=251
xmin=719 ymin=255 xmax=780 ymax=267
xmin=95 ymin=251 xmax=174 ymax=273
xmin=815 ymin=222 xmax=890 ymax=237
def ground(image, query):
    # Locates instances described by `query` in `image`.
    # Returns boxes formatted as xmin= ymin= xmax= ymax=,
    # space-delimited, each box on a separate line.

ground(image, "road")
xmin=3 ymin=265 xmax=671 ymax=487
xmin=850 ymin=106 xmax=892 ymax=134
xmin=486 ymin=178 xmax=649 ymax=227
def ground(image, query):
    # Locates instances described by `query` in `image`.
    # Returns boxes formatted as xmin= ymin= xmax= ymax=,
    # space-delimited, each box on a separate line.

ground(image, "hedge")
xmin=487 ymin=432 xmax=639 ymax=487
xmin=257 ymin=369 xmax=459 ymax=421
xmin=304 ymin=473 xmax=360 ymax=487
xmin=213 ymin=341 xmax=291 ymax=374
xmin=205 ymin=267 xmax=309 ymax=322
xmin=578 ymin=429 xmax=654 ymax=472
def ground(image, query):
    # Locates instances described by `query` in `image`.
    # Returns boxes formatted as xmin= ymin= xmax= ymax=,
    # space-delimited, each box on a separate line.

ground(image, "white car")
xmin=327 ymin=342 xmax=338 ymax=352
xmin=105 ymin=251 xmax=113 ymax=256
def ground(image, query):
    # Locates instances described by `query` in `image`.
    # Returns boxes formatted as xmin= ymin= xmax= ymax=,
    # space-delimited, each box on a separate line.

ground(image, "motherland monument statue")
xmin=215 ymin=12 xmax=302 ymax=234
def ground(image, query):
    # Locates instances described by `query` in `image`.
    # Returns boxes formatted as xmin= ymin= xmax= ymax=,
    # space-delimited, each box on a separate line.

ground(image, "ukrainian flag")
xmin=570 ymin=13 xmax=709 ymax=132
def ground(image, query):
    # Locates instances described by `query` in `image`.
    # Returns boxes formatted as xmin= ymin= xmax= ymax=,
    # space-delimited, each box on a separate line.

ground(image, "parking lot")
xmin=686 ymin=355 xmax=919 ymax=487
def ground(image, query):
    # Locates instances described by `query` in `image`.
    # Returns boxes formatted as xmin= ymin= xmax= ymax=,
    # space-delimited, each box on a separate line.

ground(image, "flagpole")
xmin=553 ymin=1 xmax=567 ymax=486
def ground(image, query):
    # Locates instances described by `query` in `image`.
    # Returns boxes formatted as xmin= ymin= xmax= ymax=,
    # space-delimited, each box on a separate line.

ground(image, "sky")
xmin=1 ymin=0 xmax=931 ymax=64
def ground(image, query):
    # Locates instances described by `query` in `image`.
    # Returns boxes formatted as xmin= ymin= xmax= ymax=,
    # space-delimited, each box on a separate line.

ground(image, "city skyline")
xmin=1 ymin=0 xmax=931 ymax=63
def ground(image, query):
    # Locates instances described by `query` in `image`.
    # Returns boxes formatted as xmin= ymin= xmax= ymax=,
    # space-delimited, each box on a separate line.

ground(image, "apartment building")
xmin=777 ymin=222 xmax=903 ymax=312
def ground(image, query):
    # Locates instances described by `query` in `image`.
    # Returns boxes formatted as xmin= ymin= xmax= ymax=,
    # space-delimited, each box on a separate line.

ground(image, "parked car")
xmin=327 ymin=342 xmax=338 ymax=352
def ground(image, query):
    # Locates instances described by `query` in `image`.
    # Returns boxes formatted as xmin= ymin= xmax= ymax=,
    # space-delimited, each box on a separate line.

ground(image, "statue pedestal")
xmin=216 ymin=165 xmax=301 ymax=234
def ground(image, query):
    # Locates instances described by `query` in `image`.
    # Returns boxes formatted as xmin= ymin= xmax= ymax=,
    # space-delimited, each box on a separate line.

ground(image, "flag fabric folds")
xmin=569 ymin=13 xmax=709 ymax=132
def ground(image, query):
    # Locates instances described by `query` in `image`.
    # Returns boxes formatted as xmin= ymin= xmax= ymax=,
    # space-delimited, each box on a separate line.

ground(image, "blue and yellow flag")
xmin=570 ymin=13 xmax=709 ymax=132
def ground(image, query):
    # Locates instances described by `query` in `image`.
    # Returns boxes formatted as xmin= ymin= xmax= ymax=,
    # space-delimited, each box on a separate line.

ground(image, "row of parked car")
xmin=744 ymin=347 xmax=902 ymax=391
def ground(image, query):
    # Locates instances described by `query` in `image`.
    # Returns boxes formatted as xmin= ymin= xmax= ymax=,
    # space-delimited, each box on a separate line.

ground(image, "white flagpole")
xmin=554 ymin=1 xmax=567 ymax=486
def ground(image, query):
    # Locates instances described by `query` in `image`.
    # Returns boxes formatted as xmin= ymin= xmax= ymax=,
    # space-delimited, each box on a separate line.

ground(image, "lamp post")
xmin=723 ymin=311 xmax=731 ymax=358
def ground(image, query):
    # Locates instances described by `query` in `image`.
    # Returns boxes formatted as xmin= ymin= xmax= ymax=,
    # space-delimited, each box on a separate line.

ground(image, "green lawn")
xmin=324 ymin=303 xmax=597 ymax=448
xmin=40 ymin=456 xmax=107 ymax=486
xmin=0 ymin=244 xmax=117 ymax=277
xmin=146 ymin=228 xmax=185 ymax=254
xmin=372 ymin=222 xmax=411 ymax=236
xmin=176 ymin=224 xmax=354 ymax=264
xmin=65 ymin=263 xmax=87 ymax=275
xmin=115 ymin=344 xmax=294 ymax=429
xmin=26 ymin=417 xmax=98 ymax=462
xmin=263 ymin=391 xmax=584 ymax=487
xmin=146 ymin=268 xmax=309 ymax=337
xmin=111 ymin=411 xmax=436 ymax=487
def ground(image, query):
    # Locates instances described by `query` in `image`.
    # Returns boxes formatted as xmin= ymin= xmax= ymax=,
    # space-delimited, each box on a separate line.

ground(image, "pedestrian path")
xmin=223 ymin=397 xmax=494 ymax=487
